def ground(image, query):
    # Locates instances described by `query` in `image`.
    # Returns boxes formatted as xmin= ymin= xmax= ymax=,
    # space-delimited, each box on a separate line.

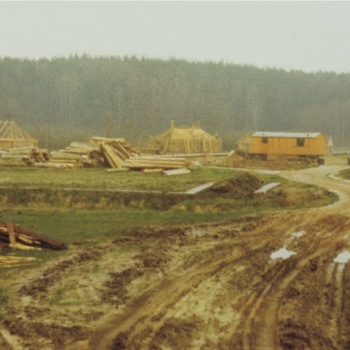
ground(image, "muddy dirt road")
xmin=2 ymin=162 xmax=350 ymax=350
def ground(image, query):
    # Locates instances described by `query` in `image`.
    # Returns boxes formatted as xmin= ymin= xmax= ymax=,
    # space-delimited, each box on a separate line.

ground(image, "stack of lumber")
xmin=0 ymin=147 xmax=49 ymax=166
xmin=33 ymin=136 xmax=191 ymax=171
xmin=57 ymin=141 xmax=103 ymax=167
xmin=49 ymin=151 xmax=85 ymax=167
xmin=40 ymin=137 xmax=138 ymax=169
xmin=123 ymin=156 xmax=187 ymax=171
xmin=93 ymin=137 xmax=137 ymax=169
xmin=0 ymin=222 xmax=67 ymax=250
xmin=94 ymin=138 xmax=190 ymax=172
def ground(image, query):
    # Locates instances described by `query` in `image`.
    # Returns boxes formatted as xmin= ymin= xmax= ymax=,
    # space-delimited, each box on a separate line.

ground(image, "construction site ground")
xmin=1 ymin=156 xmax=350 ymax=350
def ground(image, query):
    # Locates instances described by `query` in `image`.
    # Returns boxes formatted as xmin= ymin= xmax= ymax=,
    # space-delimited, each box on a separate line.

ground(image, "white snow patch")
xmin=292 ymin=230 xmax=306 ymax=238
xmin=271 ymin=247 xmax=296 ymax=260
xmin=254 ymin=182 xmax=280 ymax=194
xmin=334 ymin=251 xmax=350 ymax=264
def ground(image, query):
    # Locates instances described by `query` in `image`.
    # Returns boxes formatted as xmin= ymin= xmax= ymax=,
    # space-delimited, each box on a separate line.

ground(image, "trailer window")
xmin=262 ymin=137 xmax=268 ymax=144
xmin=296 ymin=138 xmax=305 ymax=147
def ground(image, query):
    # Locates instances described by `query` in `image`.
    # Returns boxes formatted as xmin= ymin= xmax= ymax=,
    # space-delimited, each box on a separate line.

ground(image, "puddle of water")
xmin=292 ymin=230 xmax=306 ymax=238
xmin=271 ymin=247 xmax=296 ymax=260
xmin=333 ymin=251 xmax=350 ymax=263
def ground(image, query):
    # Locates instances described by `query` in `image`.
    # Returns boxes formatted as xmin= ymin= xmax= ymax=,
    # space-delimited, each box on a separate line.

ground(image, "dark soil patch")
xmin=150 ymin=316 xmax=204 ymax=349
xmin=202 ymin=172 xmax=263 ymax=198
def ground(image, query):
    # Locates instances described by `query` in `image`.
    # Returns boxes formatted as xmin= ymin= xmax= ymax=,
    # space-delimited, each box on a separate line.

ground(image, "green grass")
xmin=0 ymin=207 xmax=244 ymax=276
xmin=0 ymin=208 xmax=241 ymax=245
xmin=337 ymin=168 xmax=350 ymax=180
xmin=0 ymin=165 xmax=338 ymax=277
xmin=0 ymin=166 xmax=239 ymax=192
xmin=0 ymin=288 xmax=8 ymax=306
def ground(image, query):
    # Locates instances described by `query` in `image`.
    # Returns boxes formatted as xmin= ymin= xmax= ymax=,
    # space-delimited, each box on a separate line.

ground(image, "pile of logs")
xmin=0 ymin=222 xmax=67 ymax=251
xmin=43 ymin=137 xmax=189 ymax=172
xmin=0 ymin=147 xmax=49 ymax=166
xmin=122 ymin=156 xmax=188 ymax=171
xmin=0 ymin=137 xmax=192 ymax=172
xmin=96 ymin=137 xmax=190 ymax=172
xmin=94 ymin=137 xmax=138 ymax=169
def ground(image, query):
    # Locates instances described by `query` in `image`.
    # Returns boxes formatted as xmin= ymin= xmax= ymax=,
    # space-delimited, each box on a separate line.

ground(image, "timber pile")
xmin=0 ymin=147 xmax=49 ymax=166
xmin=123 ymin=156 xmax=188 ymax=171
xmin=94 ymin=137 xmax=137 ymax=169
xmin=0 ymin=222 xmax=67 ymax=250
xmin=48 ymin=137 xmax=189 ymax=171
xmin=96 ymin=138 xmax=189 ymax=171
xmin=42 ymin=137 xmax=137 ymax=169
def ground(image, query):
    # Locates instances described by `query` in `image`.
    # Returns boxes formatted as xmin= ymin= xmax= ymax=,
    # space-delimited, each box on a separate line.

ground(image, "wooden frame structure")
xmin=149 ymin=121 xmax=222 ymax=154
xmin=0 ymin=120 xmax=38 ymax=149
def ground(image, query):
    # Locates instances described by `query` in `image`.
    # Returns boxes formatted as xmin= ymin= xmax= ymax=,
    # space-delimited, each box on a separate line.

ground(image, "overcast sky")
xmin=0 ymin=1 xmax=349 ymax=73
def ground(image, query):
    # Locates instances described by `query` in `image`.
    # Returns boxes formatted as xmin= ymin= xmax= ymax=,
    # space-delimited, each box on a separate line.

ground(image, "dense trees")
xmin=0 ymin=55 xmax=350 ymax=150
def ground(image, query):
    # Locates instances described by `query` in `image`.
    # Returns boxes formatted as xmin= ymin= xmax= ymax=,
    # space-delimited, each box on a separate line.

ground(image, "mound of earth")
xmin=203 ymin=172 xmax=263 ymax=198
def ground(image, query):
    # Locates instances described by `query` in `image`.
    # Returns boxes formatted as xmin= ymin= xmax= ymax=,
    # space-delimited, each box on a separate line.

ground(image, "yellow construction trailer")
xmin=237 ymin=131 xmax=327 ymax=164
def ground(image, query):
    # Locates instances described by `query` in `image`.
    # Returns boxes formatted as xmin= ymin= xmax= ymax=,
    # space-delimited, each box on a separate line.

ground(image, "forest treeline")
xmin=1 ymin=55 xmax=350 ymax=150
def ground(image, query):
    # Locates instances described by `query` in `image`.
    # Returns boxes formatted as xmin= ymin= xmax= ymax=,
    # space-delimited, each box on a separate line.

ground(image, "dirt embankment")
xmin=1 ymin=163 xmax=350 ymax=349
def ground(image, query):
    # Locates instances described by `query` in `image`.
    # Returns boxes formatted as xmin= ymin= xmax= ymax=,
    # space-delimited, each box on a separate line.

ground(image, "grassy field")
xmin=0 ymin=166 xmax=241 ymax=192
xmin=0 ymin=166 xmax=337 ymax=271
xmin=336 ymin=168 xmax=350 ymax=181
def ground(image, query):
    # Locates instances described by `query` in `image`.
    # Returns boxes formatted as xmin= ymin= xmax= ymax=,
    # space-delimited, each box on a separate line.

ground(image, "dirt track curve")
xmin=85 ymin=163 xmax=350 ymax=350
xmin=2 ymin=162 xmax=350 ymax=350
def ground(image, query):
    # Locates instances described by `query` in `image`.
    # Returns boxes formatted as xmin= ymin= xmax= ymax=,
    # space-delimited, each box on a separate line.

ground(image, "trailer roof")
xmin=252 ymin=131 xmax=322 ymax=138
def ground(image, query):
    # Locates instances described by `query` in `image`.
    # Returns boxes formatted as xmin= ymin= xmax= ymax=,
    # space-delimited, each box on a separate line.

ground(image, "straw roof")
xmin=149 ymin=121 xmax=222 ymax=154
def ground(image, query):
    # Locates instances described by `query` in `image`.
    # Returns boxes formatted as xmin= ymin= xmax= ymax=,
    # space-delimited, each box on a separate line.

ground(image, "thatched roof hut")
xmin=149 ymin=121 xmax=222 ymax=154
xmin=0 ymin=120 xmax=38 ymax=149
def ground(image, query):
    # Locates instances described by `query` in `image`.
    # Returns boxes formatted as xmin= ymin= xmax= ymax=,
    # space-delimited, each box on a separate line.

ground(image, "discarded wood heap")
xmin=0 ymin=137 xmax=192 ymax=172
xmin=0 ymin=222 xmax=67 ymax=251
xmin=0 ymin=147 xmax=49 ymax=166
xmin=43 ymin=137 xmax=191 ymax=172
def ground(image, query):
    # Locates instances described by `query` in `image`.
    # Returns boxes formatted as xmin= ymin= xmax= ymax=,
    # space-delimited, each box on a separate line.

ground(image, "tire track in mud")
xmin=7 ymin=163 xmax=350 ymax=350
xmin=87 ymin=242 xmax=268 ymax=350
xmin=238 ymin=235 xmax=340 ymax=350
xmin=86 ymin=214 xmax=312 ymax=350
xmin=334 ymin=263 xmax=346 ymax=347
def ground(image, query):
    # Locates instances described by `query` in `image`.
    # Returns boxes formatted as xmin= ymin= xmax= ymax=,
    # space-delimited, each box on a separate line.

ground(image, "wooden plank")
xmin=7 ymin=223 xmax=16 ymax=245
xmin=186 ymin=182 xmax=216 ymax=194
xmin=110 ymin=144 xmax=128 ymax=160
xmin=164 ymin=169 xmax=191 ymax=176
xmin=115 ymin=142 xmax=132 ymax=158
xmin=142 ymin=168 xmax=164 ymax=174
xmin=101 ymin=142 xmax=123 ymax=168
xmin=9 ymin=223 xmax=67 ymax=250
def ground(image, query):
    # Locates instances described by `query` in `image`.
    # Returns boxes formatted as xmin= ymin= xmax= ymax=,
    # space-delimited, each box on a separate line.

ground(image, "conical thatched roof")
xmin=149 ymin=121 xmax=222 ymax=154
xmin=0 ymin=120 xmax=37 ymax=149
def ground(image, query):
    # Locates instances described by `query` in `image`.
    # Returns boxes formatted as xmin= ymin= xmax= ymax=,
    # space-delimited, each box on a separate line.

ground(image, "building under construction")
xmin=0 ymin=120 xmax=37 ymax=149
xmin=149 ymin=121 xmax=222 ymax=154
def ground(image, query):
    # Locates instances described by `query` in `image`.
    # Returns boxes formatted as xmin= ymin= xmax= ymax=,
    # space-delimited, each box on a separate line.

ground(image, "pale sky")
xmin=0 ymin=1 xmax=349 ymax=73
